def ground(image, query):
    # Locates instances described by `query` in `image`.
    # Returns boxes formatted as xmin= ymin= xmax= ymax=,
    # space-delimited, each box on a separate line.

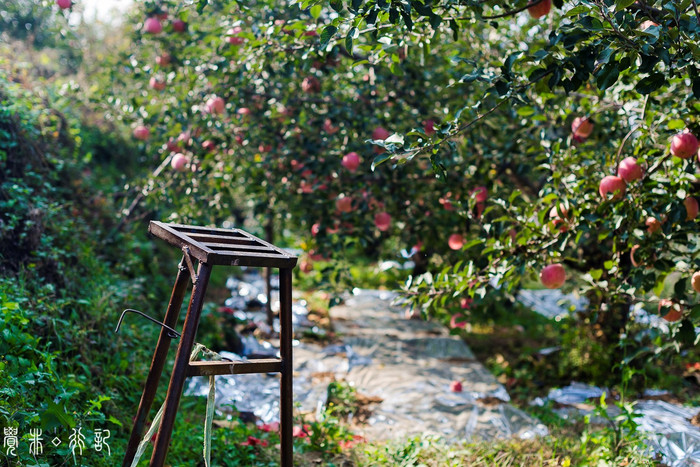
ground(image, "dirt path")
xmin=295 ymin=290 xmax=548 ymax=441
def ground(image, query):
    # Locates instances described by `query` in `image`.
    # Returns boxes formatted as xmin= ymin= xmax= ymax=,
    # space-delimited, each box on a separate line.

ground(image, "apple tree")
xmin=98 ymin=0 xmax=700 ymax=384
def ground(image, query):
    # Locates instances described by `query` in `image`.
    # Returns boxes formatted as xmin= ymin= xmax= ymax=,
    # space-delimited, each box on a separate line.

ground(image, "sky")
xmin=80 ymin=0 xmax=133 ymax=24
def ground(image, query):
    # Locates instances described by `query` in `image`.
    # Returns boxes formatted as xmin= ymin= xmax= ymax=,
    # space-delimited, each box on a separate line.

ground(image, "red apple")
xmin=372 ymin=127 xmax=391 ymax=154
xmin=171 ymin=153 xmax=188 ymax=172
xmin=165 ymin=139 xmax=180 ymax=152
xmin=133 ymin=125 xmax=150 ymax=141
xmin=156 ymin=52 xmax=171 ymax=66
xmin=448 ymin=233 xmax=464 ymax=250
xmin=172 ymin=19 xmax=187 ymax=33
xmin=205 ymin=96 xmax=225 ymax=115
xmin=301 ymin=76 xmax=321 ymax=93
xmin=449 ymin=314 xmax=467 ymax=329
xmin=617 ymin=157 xmax=644 ymax=182
xmin=571 ymin=116 xmax=594 ymax=139
xmin=372 ymin=127 xmax=390 ymax=141
xmin=424 ymin=119 xmax=436 ymax=136
xmin=440 ymin=197 xmax=454 ymax=211
xmin=177 ymin=131 xmax=191 ymax=145
xmin=341 ymin=152 xmax=360 ymax=172
xmin=299 ymin=260 xmax=313 ymax=273
xmin=527 ymin=0 xmax=552 ymax=18
xmin=374 ymin=212 xmax=391 ymax=232
xmin=144 ymin=17 xmax=163 ymax=34
xmin=670 ymin=131 xmax=699 ymax=159
xmin=685 ymin=196 xmax=699 ymax=221
xmin=640 ymin=20 xmax=659 ymax=30
xmin=470 ymin=186 xmax=488 ymax=203
xmin=599 ymin=176 xmax=626 ymax=200
xmin=540 ymin=264 xmax=566 ymax=289
xmin=202 ymin=140 xmax=216 ymax=152
xmin=149 ymin=77 xmax=166 ymax=91
xmin=658 ymin=299 xmax=682 ymax=322
xmin=645 ymin=216 xmax=662 ymax=234
xmin=549 ymin=205 xmax=568 ymax=232
xmin=335 ymin=196 xmax=353 ymax=213
xmin=323 ymin=119 xmax=339 ymax=134
xmin=450 ymin=381 xmax=463 ymax=392
xmin=56 ymin=0 xmax=71 ymax=9
xmin=692 ymin=271 xmax=700 ymax=293
xmin=226 ymin=26 xmax=245 ymax=45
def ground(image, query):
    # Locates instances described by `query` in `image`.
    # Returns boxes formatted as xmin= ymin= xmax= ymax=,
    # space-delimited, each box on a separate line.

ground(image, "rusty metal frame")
xmin=121 ymin=222 xmax=297 ymax=467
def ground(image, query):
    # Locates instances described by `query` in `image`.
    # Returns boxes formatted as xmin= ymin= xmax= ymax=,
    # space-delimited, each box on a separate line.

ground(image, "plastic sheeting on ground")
xmin=533 ymin=382 xmax=700 ymax=465
xmin=187 ymin=286 xmax=548 ymax=442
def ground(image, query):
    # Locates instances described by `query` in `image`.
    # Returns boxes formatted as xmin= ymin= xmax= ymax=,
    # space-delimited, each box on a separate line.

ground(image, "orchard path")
xmin=294 ymin=290 xmax=548 ymax=442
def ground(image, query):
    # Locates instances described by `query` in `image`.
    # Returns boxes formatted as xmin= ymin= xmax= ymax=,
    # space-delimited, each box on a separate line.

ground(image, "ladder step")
xmin=187 ymin=359 xmax=282 ymax=377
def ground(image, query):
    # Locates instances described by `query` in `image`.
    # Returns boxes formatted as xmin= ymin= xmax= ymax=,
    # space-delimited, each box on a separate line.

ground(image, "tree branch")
xmin=482 ymin=0 xmax=546 ymax=20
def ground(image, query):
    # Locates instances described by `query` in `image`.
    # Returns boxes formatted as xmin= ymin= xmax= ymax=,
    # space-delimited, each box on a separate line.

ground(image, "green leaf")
xmin=677 ymin=319 xmax=696 ymax=346
xmin=345 ymin=28 xmax=356 ymax=54
xmin=330 ymin=0 xmax=343 ymax=12
xmin=503 ymin=52 xmax=521 ymax=75
xmin=310 ymin=4 xmax=322 ymax=19
xmin=430 ymin=153 xmax=447 ymax=180
xmin=616 ymin=0 xmax=636 ymax=9
xmin=693 ymin=77 xmax=700 ymax=98
xmin=494 ymin=79 xmax=509 ymax=96
xmin=636 ymin=73 xmax=666 ymax=95
xmin=596 ymin=63 xmax=619 ymax=90
xmin=108 ymin=415 xmax=123 ymax=427
xmin=401 ymin=9 xmax=414 ymax=31
xmin=196 ymin=0 xmax=209 ymax=13
xmin=41 ymin=401 xmax=76 ymax=431
xmin=366 ymin=8 xmax=379 ymax=24
xmin=429 ymin=14 xmax=442 ymax=29
xmin=319 ymin=25 xmax=338 ymax=49
xmin=390 ymin=61 xmax=404 ymax=76
xmin=517 ymin=106 xmax=535 ymax=117
xmin=371 ymin=152 xmax=393 ymax=170
xmin=668 ymin=119 xmax=686 ymax=130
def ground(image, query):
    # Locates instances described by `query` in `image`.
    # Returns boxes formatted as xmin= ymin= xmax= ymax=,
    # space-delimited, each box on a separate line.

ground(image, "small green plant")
xmin=579 ymin=393 xmax=651 ymax=464
xmin=326 ymin=381 xmax=358 ymax=419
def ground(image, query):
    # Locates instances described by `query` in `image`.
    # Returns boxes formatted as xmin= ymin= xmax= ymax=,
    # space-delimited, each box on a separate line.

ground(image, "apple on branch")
xmin=133 ymin=125 xmax=150 ymax=141
xmin=599 ymin=176 xmax=626 ymax=201
xmin=670 ymin=131 xmax=699 ymax=159
xmin=143 ymin=17 xmax=163 ymax=34
xmin=540 ymin=264 xmax=566 ymax=289
xmin=527 ymin=0 xmax=552 ymax=18
xmin=341 ymin=152 xmax=360 ymax=172
xmin=448 ymin=233 xmax=464 ymax=250
xmin=617 ymin=157 xmax=644 ymax=182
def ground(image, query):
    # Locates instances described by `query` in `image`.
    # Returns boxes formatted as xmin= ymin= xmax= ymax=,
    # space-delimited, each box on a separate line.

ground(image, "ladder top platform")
xmin=149 ymin=221 xmax=297 ymax=268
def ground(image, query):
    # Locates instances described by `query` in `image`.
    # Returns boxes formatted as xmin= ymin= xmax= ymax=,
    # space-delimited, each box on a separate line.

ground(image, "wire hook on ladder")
xmin=115 ymin=308 xmax=181 ymax=339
